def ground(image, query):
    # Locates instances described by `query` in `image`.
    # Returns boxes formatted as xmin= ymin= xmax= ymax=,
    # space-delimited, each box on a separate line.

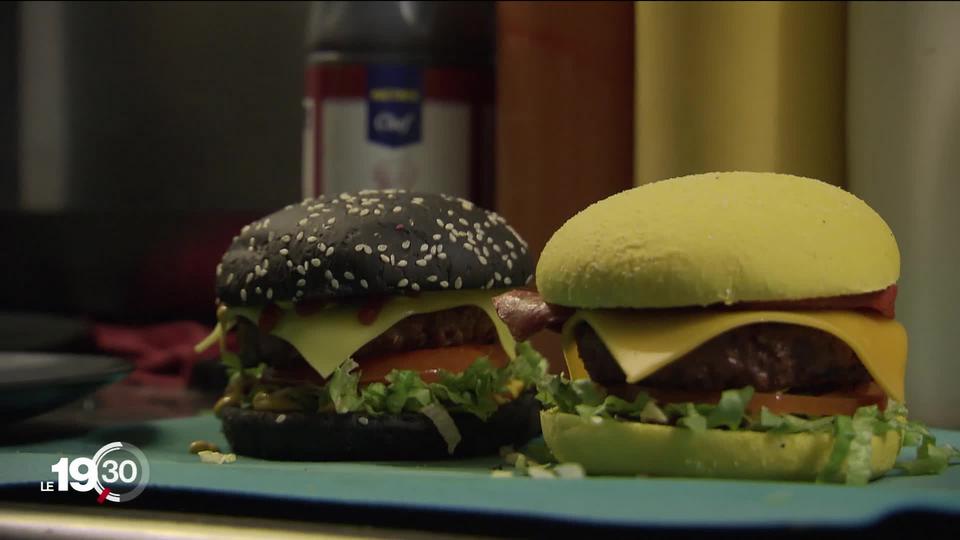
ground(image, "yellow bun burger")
xmin=496 ymin=171 xmax=957 ymax=483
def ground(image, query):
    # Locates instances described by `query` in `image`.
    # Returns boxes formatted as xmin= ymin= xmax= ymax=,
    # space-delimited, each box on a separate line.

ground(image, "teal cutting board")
xmin=1 ymin=414 xmax=958 ymax=528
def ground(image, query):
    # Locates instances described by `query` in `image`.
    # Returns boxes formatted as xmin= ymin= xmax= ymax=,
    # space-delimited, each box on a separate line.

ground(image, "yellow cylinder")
xmin=634 ymin=1 xmax=846 ymax=186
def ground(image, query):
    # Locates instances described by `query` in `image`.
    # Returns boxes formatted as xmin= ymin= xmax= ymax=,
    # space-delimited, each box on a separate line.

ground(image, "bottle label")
xmin=303 ymin=63 xmax=492 ymax=203
xmin=367 ymin=65 xmax=422 ymax=147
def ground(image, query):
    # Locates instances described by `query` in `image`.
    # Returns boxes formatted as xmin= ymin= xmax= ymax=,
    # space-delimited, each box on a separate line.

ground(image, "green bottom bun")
xmin=540 ymin=410 xmax=901 ymax=481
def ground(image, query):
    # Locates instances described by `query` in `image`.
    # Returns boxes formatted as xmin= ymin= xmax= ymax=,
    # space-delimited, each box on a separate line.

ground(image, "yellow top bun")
xmin=537 ymin=172 xmax=900 ymax=308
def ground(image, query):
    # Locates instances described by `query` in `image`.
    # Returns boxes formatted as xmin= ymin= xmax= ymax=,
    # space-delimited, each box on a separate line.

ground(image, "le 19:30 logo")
xmin=42 ymin=442 xmax=150 ymax=503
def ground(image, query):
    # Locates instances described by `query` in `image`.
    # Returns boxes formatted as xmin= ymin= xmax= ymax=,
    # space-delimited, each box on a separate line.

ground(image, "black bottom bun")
xmin=220 ymin=392 xmax=542 ymax=461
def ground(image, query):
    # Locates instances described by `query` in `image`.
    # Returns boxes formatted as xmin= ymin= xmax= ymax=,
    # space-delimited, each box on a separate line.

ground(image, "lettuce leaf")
xmin=533 ymin=374 xmax=959 ymax=484
xmin=225 ymin=341 xmax=552 ymax=453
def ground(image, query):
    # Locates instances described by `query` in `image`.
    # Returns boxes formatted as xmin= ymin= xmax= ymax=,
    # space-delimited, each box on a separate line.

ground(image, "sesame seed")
xmin=281 ymin=235 xmax=291 ymax=243
xmin=430 ymin=245 xmax=437 ymax=255
xmin=240 ymin=289 xmax=247 ymax=301
xmin=478 ymin=256 xmax=488 ymax=265
xmin=505 ymin=240 xmax=515 ymax=249
xmin=268 ymin=231 xmax=276 ymax=242
xmin=486 ymin=278 xmax=495 ymax=288
xmin=420 ymin=244 xmax=429 ymax=252
xmin=324 ymin=270 xmax=333 ymax=280
xmin=297 ymin=279 xmax=306 ymax=287
xmin=242 ymin=225 xmax=251 ymax=234
xmin=504 ymin=276 xmax=513 ymax=285
xmin=307 ymin=236 xmax=317 ymax=243
xmin=424 ymin=254 xmax=433 ymax=261
xmin=255 ymin=286 xmax=262 ymax=294
xmin=397 ymin=278 xmax=409 ymax=288
xmin=463 ymin=243 xmax=473 ymax=251
xmin=246 ymin=273 xmax=254 ymax=283
xmin=327 ymin=217 xmax=336 ymax=225
xmin=319 ymin=242 xmax=326 ymax=252
xmin=377 ymin=244 xmax=388 ymax=252
xmin=309 ymin=213 xmax=320 ymax=218
xmin=380 ymin=254 xmax=391 ymax=264
xmin=266 ymin=288 xmax=273 ymax=299
xmin=331 ymin=278 xmax=339 ymax=289
xmin=296 ymin=265 xmax=307 ymax=275
xmin=412 ymin=197 xmax=424 ymax=205
xmin=436 ymin=219 xmax=444 ymax=227
xmin=249 ymin=237 xmax=256 ymax=246
xmin=401 ymin=240 xmax=411 ymax=249
xmin=343 ymin=271 xmax=355 ymax=280
xmin=216 ymin=264 xmax=223 ymax=277
xmin=360 ymin=279 xmax=369 ymax=289
xmin=447 ymin=210 xmax=454 ymax=216
xmin=454 ymin=277 xmax=463 ymax=289
xmin=482 ymin=246 xmax=490 ymax=257
xmin=432 ymin=234 xmax=442 ymax=241
xmin=415 ymin=259 xmax=427 ymax=267
xmin=444 ymin=223 xmax=454 ymax=231
xmin=525 ymin=275 xmax=533 ymax=284
xmin=263 ymin=259 xmax=270 ymax=269
xmin=507 ymin=259 xmax=513 ymax=269
xmin=393 ymin=206 xmax=402 ymax=213
xmin=355 ymin=244 xmax=368 ymax=253
xmin=298 ymin=218 xmax=308 ymax=226
xmin=493 ymin=244 xmax=501 ymax=252
xmin=226 ymin=273 xmax=234 ymax=284
xmin=296 ymin=290 xmax=305 ymax=298
xmin=397 ymin=260 xmax=408 ymax=267
xmin=373 ymin=209 xmax=381 ymax=215
xmin=326 ymin=247 xmax=335 ymax=256
xmin=438 ymin=252 xmax=448 ymax=260
xmin=280 ymin=248 xmax=289 ymax=256
xmin=458 ymin=218 xmax=469 ymax=226
xmin=495 ymin=272 xmax=502 ymax=281
xmin=449 ymin=233 xmax=457 ymax=243
xmin=440 ymin=280 xmax=449 ymax=288
xmin=286 ymin=260 xmax=294 ymax=268
xmin=255 ymin=264 xmax=262 ymax=275
xmin=360 ymin=209 xmax=370 ymax=216
xmin=311 ymin=258 xmax=322 ymax=267
xmin=411 ymin=283 xmax=420 ymax=291
xmin=427 ymin=275 xmax=438 ymax=282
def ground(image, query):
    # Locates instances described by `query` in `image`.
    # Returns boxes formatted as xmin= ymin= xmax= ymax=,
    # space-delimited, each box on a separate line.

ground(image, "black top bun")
xmin=216 ymin=191 xmax=533 ymax=306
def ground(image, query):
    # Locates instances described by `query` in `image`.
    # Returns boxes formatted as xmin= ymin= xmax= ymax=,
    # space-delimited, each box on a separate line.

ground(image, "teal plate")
xmin=1 ymin=414 xmax=957 ymax=529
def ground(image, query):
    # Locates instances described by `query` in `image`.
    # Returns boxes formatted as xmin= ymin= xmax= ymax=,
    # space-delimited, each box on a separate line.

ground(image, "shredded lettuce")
xmin=533 ymin=374 xmax=959 ymax=484
xmin=222 ymin=341 xmax=551 ymax=453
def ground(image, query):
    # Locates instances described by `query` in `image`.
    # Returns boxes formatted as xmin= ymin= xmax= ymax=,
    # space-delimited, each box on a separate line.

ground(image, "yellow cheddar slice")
xmin=561 ymin=309 xmax=907 ymax=402
xmin=225 ymin=290 xmax=517 ymax=378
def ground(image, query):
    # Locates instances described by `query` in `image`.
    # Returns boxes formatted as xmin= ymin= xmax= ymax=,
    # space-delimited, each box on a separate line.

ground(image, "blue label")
xmin=367 ymin=65 xmax=422 ymax=147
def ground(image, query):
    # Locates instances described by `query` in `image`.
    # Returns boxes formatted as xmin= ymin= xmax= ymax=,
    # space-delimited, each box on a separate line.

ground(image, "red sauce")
xmin=357 ymin=296 xmax=390 ymax=325
xmin=258 ymin=303 xmax=283 ymax=333
xmin=728 ymin=284 xmax=898 ymax=319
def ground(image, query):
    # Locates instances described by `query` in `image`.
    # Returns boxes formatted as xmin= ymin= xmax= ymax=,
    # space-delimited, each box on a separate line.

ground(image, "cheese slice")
xmin=561 ymin=309 xmax=908 ymax=402
xmin=226 ymin=290 xmax=517 ymax=378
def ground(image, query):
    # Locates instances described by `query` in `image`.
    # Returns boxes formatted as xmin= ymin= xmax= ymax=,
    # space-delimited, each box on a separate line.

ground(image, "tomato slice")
xmin=264 ymin=344 xmax=509 ymax=386
xmin=609 ymin=382 xmax=887 ymax=417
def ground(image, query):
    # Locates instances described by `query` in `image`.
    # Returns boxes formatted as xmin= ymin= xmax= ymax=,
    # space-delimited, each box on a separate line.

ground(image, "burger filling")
xmin=206 ymin=300 xmax=550 ymax=454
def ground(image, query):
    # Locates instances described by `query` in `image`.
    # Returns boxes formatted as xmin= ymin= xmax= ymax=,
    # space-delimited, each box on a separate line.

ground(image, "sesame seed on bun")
xmin=216 ymin=190 xmax=534 ymax=306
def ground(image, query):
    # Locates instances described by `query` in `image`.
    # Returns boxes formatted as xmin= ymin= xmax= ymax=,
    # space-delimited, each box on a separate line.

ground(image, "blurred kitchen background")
xmin=1 ymin=1 xmax=958 ymax=426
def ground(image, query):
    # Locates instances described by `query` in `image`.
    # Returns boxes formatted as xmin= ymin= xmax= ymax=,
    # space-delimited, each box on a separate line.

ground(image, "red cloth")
xmin=93 ymin=321 xmax=221 ymax=387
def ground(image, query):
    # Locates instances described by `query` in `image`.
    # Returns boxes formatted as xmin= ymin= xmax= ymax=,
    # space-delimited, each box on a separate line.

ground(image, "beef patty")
xmin=236 ymin=305 xmax=498 ymax=370
xmin=575 ymin=323 xmax=872 ymax=394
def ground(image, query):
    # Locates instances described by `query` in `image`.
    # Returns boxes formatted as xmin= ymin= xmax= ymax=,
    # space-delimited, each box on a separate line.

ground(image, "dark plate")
xmin=0 ymin=352 xmax=132 ymax=423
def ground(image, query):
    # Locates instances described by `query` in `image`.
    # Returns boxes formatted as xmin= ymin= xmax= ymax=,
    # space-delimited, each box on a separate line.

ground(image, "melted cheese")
xmin=225 ymin=290 xmax=517 ymax=378
xmin=561 ymin=309 xmax=907 ymax=402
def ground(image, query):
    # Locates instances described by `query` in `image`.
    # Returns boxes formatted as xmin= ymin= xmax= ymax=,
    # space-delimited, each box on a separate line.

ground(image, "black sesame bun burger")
xmin=195 ymin=190 xmax=550 ymax=461
xmin=498 ymin=171 xmax=958 ymax=483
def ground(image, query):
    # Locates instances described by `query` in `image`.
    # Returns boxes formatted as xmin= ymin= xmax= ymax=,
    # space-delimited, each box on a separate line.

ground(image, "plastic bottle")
xmin=303 ymin=1 xmax=495 ymax=207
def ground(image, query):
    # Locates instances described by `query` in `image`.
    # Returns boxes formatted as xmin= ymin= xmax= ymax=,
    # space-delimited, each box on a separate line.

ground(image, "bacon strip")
xmin=492 ymin=289 xmax=573 ymax=341
xmin=492 ymin=285 xmax=898 ymax=340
